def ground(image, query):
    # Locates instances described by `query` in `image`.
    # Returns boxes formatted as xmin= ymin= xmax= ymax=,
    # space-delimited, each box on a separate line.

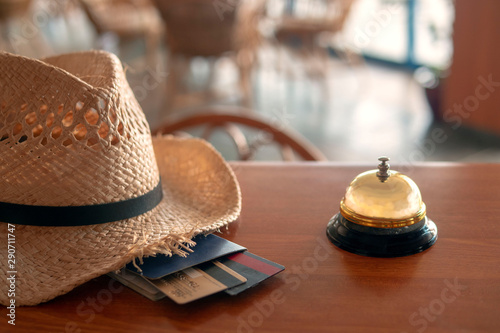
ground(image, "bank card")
xmin=126 ymin=234 xmax=246 ymax=279
xmin=108 ymin=270 xmax=165 ymax=301
xmin=149 ymin=261 xmax=247 ymax=304
xmin=218 ymin=251 xmax=285 ymax=295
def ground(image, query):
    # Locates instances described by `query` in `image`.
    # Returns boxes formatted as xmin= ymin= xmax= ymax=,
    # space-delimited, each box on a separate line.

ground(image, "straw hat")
xmin=0 ymin=50 xmax=241 ymax=306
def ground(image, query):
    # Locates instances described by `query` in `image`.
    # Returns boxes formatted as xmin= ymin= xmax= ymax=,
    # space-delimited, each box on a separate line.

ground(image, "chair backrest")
xmin=152 ymin=0 xmax=241 ymax=57
xmin=273 ymin=0 xmax=355 ymax=33
xmin=0 ymin=0 xmax=32 ymax=21
xmin=152 ymin=107 xmax=327 ymax=161
xmin=78 ymin=0 xmax=157 ymax=36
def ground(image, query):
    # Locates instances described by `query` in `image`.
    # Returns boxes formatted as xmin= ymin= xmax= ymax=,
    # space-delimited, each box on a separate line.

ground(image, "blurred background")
xmin=1 ymin=0 xmax=499 ymax=162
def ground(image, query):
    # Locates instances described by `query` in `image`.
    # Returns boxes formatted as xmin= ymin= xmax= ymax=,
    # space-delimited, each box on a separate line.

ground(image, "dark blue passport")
xmin=126 ymin=234 xmax=246 ymax=279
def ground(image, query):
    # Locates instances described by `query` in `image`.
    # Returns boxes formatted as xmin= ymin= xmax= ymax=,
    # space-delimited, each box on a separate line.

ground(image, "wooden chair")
xmin=0 ymin=0 xmax=31 ymax=20
xmin=77 ymin=0 xmax=162 ymax=65
xmin=270 ymin=0 xmax=358 ymax=77
xmin=0 ymin=0 xmax=51 ymax=57
xmin=152 ymin=107 xmax=327 ymax=161
xmin=151 ymin=0 xmax=263 ymax=112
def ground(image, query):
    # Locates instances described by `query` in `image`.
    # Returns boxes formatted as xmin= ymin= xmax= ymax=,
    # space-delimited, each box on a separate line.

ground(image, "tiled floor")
xmin=127 ymin=46 xmax=500 ymax=163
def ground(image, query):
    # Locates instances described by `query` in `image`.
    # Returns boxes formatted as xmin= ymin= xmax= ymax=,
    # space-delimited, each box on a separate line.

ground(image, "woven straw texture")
xmin=0 ymin=51 xmax=241 ymax=306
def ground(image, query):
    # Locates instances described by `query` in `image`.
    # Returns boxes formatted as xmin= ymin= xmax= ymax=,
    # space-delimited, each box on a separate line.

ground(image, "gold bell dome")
xmin=326 ymin=156 xmax=438 ymax=257
xmin=340 ymin=157 xmax=426 ymax=228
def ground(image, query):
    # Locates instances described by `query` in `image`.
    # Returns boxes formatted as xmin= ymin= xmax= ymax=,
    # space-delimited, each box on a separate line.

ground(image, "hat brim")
xmin=0 ymin=136 xmax=241 ymax=306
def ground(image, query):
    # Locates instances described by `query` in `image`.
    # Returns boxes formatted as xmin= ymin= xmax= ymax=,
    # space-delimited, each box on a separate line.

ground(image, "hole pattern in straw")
xmin=0 ymin=51 xmax=159 ymax=207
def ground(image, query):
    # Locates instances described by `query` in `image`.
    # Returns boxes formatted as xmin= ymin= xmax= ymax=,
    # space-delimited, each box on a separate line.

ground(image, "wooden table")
xmin=4 ymin=162 xmax=500 ymax=333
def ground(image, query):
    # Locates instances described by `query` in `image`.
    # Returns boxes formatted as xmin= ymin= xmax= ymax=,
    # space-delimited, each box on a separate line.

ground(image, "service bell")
xmin=326 ymin=157 xmax=438 ymax=257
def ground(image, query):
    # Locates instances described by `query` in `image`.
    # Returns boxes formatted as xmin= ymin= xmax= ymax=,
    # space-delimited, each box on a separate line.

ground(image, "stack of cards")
xmin=108 ymin=234 xmax=284 ymax=304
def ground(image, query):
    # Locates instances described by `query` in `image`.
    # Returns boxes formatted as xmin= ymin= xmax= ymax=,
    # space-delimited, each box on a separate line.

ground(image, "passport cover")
xmin=126 ymin=234 xmax=246 ymax=279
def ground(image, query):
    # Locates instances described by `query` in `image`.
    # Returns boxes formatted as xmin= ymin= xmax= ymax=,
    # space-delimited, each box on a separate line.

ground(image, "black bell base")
xmin=326 ymin=213 xmax=438 ymax=258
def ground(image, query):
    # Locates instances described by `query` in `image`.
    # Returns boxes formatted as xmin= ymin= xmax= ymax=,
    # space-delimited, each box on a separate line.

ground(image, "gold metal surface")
xmin=340 ymin=199 xmax=426 ymax=228
xmin=341 ymin=168 xmax=427 ymax=228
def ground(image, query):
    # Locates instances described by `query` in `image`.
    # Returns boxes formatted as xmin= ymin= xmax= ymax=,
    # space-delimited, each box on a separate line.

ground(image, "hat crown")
xmin=0 ymin=51 xmax=160 ymax=206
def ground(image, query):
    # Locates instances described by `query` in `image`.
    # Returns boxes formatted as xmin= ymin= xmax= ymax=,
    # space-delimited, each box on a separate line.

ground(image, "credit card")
xmin=149 ymin=261 xmax=247 ymax=304
xmin=126 ymin=234 xmax=246 ymax=279
xmin=107 ymin=270 xmax=165 ymax=301
xmin=218 ymin=251 xmax=285 ymax=295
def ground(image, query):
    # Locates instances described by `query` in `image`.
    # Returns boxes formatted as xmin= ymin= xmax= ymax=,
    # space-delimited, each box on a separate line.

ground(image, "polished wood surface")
xmin=3 ymin=162 xmax=500 ymax=333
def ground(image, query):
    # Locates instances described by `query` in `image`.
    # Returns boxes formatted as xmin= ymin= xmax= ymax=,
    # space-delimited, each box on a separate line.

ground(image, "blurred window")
xmin=342 ymin=0 xmax=454 ymax=70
